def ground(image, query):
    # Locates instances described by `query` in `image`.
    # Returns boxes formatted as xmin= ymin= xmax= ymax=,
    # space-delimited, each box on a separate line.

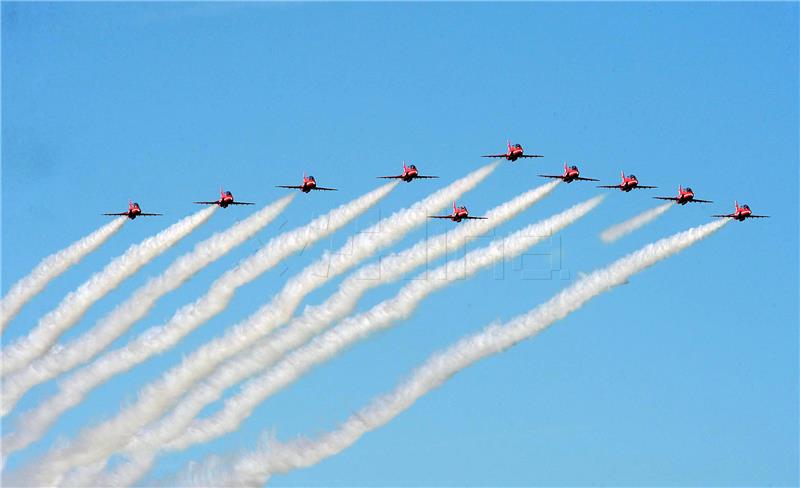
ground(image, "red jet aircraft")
xmin=377 ymin=162 xmax=439 ymax=182
xmin=428 ymin=201 xmax=488 ymax=222
xmin=482 ymin=140 xmax=543 ymax=161
xmin=712 ymin=201 xmax=769 ymax=221
xmin=598 ymin=171 xmax=658 ymax=192
xmin=653 ymin=185 xmax=713 ymax=205
xmin=538 ymin=163 xmax=599 ymax=183
xmin=276 ymin=173 xmax=338 ymax=193
xmin=194 ymin=188 xmax=254 ymax=208
xmin=103 ymin=201 xmax=162 ymax=220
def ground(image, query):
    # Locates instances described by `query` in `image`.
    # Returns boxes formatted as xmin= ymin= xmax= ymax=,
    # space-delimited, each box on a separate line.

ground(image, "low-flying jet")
xmin=428 ymin=201 xmax=487 ymax=222
xmin=712 ymin=201 xmax=769 ymax=221
xmin=597 ymin=171 xmax=657 ymax=192
xmin=482 ymin=140 xmax=543 ymax=161
xmin=103 ymin=201 xmax=162 ymax=219
xmin=276 ymin=173 xmax=337 ymax=193
xmin=653 ymin=185 xmax=713 ymax=205
xmin=377 ymin=162 xmax=439 ymax=182
xmin=538 ymin=163 xmax=599 ymax=183
xmin=194 ymin=188 xmax=254 ymax=208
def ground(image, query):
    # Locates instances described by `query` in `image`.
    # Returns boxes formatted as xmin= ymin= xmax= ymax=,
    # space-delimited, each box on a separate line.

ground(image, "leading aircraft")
xmin=482 ymin=140 xmax=543 ymax=161
xmin=276 ymin=173 xmax=338 ymax=193
xmin=597 ymin=171 xmax=657 ymax=192
xmin=538 ymin=163 xmax=599 ymax=183
xmin=428 ymin=201 xmax=487 ymax=222
xmin=653 ymin=185 xmax=713 ymax=205
xmin=377 ymin=162 xmax=439 ymax=182
xmin=712 ymin=201 xmax=769 ymax=221
xmin=194 ymin=188 xmax=254 ymax=208
xmin=103 ymin=201 xmax=162 ymax=220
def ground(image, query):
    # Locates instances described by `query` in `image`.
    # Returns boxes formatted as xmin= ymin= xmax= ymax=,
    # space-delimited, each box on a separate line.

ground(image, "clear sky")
xmin=2 ymin=2 xmax=797 ymax=486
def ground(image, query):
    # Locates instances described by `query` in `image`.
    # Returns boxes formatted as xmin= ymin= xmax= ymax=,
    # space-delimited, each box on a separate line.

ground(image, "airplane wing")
xmin=518 ymin=154 xmax=544 ymax=158
xmin=103 ymin=212 xmax=129 ymax=216
xmin=229 ymin=201 xmax=255 ymax=205
xmin=537 ymin=174 xmax=563 ymax=179
xmin=481 ymin=154 xmax=505 ymax=158
xmin=597 ymin=185 xmax=621 ymax=189
xmin=376 ymin=175 xmax=404 ymax=179
xmin=138 ymin=213 xmax=163 ymax=216
xmin=632 ymin=185 xmax=658 ymax=189
xmin=193 ymin=201 xmax=219 ymax=205
xmin=415 ymin=175 xmax=440 ymax=179
xmin=276 ymin=185 xmax=304 ymax=189
xmin=653 ymin=196 xmax=678 ymax=201
xmin=747 ymin=215 xmax=770 ymax=218
xmin=711 ymin=213 xmax=734 ymax=218
xmin=688 ymin=199 xmax=713 ymax=204
xmin=427 ymin=215 xmax=453 ymax=219
xmin=312 ymin=186 xmax=338 ymax=191
xmin=463 ymin=216 xmax=488 ymax=220
xmin=574 ymin=177 xmax=600 ymax=181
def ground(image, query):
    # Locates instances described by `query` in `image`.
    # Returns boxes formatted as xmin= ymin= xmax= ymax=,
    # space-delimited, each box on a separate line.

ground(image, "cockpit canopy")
xmin=225 ymin=191 xmax=233 ymax=196
xmin=741 ymin=204 xmax=750 ymax=210
xmin=570 ymin=165 xmax=578 ymax=170
xmin=628 ymin=174 xmax=637 ymax=180
xmin=409 ymin=164 xmax=417 ymax=170
xmin=684 ymin=187 xmax=693 ymax=193
xmin=514 ymin=144 xmax=522 ymax=149
xmin=133 ymin=202 xmax=140 ymax=207
xmin=307 ymin=175 xmax=315 ymax=181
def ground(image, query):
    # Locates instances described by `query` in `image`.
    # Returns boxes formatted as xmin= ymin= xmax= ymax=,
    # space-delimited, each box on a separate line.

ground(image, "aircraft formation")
xmin=102 ymin=140 xmax=769 ymax=222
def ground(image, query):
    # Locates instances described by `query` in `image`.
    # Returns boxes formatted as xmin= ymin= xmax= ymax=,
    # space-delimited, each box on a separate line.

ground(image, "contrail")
xmin=102 ymin=195 xmax=602 ymax=486
xmin=177 ymin=218 xmax=729 ymax=487
xmin=600 ymin=202 xmax=673 ymax=243
xmin=1 ymin=196 xmax=295 ymax=415
xmin=0 ymin=207 xmax=216 ymax=377
xmin=0 ymin=183 xmax=395 ymax=461
xmin=0 ymin=218 xmax=126 ymax=332
xmin=13 ymin=165 xmax=496 ymax=485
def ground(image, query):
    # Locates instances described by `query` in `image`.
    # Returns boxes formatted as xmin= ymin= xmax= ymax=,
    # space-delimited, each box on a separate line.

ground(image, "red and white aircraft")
xmin=377 ymin=162 xmax=439 ymax=182
xmin=103 ymin=201 xmax=162 ymax=220
xmin=597 ymin=171 xmax=657 ymax=192
xmin=538 ymin=163 xmax=599 ymax=183
xmin=482 ymin=140 xmax=543 ymax=161
xmin=428 ymin=201 xmax=487 ymax=222
xmin=712 ymin=201 xmax=769 ymax=221
xmin=277 ymin=173 xmax=338 ymax=193
xmin=653 ymin=185 xmax=712 ymax=205
xmin=194 ymin=188 xmax=254 ymax=208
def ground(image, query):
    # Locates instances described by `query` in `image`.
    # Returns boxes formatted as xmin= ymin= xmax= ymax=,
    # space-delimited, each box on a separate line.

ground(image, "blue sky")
xmin=2 ymin=2 xmax=797 ymax=486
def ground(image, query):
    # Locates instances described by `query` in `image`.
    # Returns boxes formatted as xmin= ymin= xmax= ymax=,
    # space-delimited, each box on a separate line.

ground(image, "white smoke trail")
xmin=0 ymin=207 xmax=217 ymax=377
xmin=0 ymin=183 xmax=396 ymax=461
xmin=102 ymin=195 xmax=602 ymax=486
xmin=600 ymin=202 xmax=673 ymax=243
xmin=15 ymin=165 xmax=496 ymax=485
xmin=179 ymin=218 xmax=729 ymax=487
xmin=0 ymin=218 xmax=126 ymax=332
xmin=1 ymin=196 xmax=295 ymax=415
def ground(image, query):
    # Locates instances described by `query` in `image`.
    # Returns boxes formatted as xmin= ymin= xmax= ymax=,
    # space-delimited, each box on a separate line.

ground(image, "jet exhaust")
xmin=0 ymin=218 xmax=126 ymax=332
xmin=0 ymin=206 xmax=216 ymax=377
xmin=171 ymin=218 xmax=728 ymax=487
xmin=600 ymin=202 xmax=673 ymax=243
